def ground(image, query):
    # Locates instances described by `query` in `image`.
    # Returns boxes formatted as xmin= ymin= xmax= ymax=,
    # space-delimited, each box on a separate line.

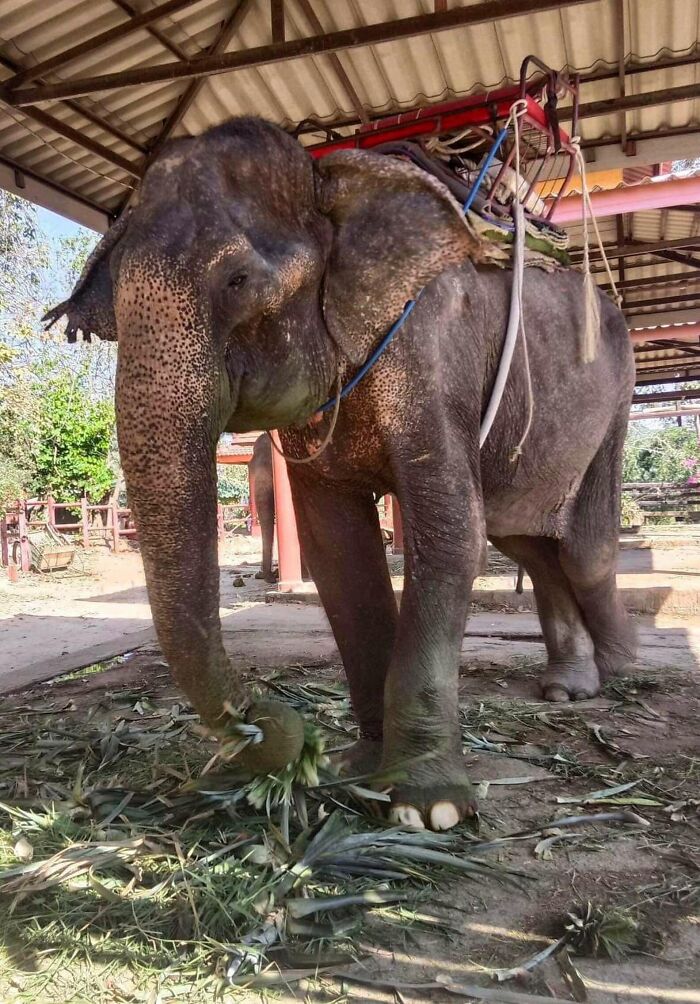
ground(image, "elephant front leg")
xmin=289 ymin=474 xmax=398 ymax=774
xmin=383 ymin=483 xmax=483 ymax=831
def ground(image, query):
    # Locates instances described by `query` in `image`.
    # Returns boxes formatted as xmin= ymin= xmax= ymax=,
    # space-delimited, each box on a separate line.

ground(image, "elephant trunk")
xmin=117 ymin=360 xmax=241 ymax=730
xmin=114 ymin=274 xmax=305 ymax=766
xmin=114 ymin=272 xmax=245 ymax=731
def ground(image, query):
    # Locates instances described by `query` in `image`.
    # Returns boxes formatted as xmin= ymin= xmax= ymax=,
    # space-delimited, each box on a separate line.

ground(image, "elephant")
xmin=248 ymin=433 xmax=277 ymax=583
xmin=47 ymin=116 xmax=637 ymax=831
xmin=248 ymin=432 xmax=310 ymax=583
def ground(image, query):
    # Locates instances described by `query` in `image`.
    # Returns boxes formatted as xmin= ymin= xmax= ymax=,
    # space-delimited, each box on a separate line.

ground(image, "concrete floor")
xmin=2 ymin=537 xmax=700 ymax=693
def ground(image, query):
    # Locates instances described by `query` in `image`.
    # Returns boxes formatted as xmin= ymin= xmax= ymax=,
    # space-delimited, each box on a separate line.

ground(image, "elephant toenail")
xmin=573 ymin=691 xmax=590 ymax=702
xmin=544 ymin=686 xmax=570 ymax=703
xmin=390 ymin=805 xmax=425 ymax=829
xmin=430 ymin=802 xmax=460 ymax=831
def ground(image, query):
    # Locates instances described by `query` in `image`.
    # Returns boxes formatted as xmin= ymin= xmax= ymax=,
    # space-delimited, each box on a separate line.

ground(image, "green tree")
xmin=623 ymin=424 xmax=700 ymax=483
xmin=217 ymin=464 xmax=250 ymax=503
xmin=30 ymin=369 xmax=116 ymax=501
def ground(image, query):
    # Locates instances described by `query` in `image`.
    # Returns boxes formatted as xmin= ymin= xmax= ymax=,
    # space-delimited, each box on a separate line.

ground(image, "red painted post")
xmin=0 ymin=516 xmax=7 ymax=567
xmin=391 ymin=494 xmax=404 ymax=555
xmin=80 ymin=496 xmax=90 ymax=548
xmin=47 ymin=494 xmax=56 ymax=529
xmin=18 ymin=508 xmax=30 ymax=572
xmin=217 ymin=503 xmax=225 ymax=540
xmin=270 ymin=431 xmax=302 ymax=591
xmin=111 ymin=496 xmax=120 ymax=552
xmin=248 ymin=469 xmax=262 ymax=537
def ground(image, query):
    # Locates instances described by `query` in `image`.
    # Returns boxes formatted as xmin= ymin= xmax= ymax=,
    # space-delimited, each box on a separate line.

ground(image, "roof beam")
xmin=614 ymin=0 xmax=627 ymax=152
xmin=292 ymin=50 xmax=700 ymax=140
xmin=624 ymin=291 xmax=700 ymax=311
xmin=0 ymin=50 xmax=147 ymax=156
xmin=602 ymin=271 xmax=700 ymax=293
xmin=4 ymin=0 xmax=599 ymax=105
xmin=143 ymin=0 xmax=254 ymax=165
xmin=573 ymin=82 xmax=700 ymax=122
xmin=110 ymin=0 xmax=190 ymax=61
xmin=632 ymin=389 xmax=700 ymax=404
xmin=2 ymin=103 xmax=143 ymax=178
xmin=655 ymin=249 xmax=700 ymax=269
xmin=295 ymin=0 xmax=368 ymax=124
xmin=6 ymin=0 xmax=201 ymax=90
xmin=579 ymin=237 xmax=700 ymax=267
xmin=270 ymin=0 xmax=285 ymax=43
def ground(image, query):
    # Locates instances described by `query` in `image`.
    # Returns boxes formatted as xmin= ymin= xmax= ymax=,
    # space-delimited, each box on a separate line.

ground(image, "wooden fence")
xmin=0 ymin=495 xmax=136 ymax=571
xmin=1 ymin=496 xmax=257 ymax=572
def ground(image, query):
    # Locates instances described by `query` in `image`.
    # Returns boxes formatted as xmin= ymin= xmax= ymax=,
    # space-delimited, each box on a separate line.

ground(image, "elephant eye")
xmin=228 ymin=272 xmax=247 ymax=289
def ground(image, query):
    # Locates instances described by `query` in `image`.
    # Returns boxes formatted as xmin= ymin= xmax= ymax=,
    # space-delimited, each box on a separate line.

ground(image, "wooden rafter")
xmin=5 ymin=0 xmax=599 ymax=104
xmin=144 ymin=0 xmax=254 ymax=165
xmin=110 ymin=0 xmax=190 ymax=61
xmin=5 ymin=0 xmax=202 ymax=89
xmin=295 ymin=0 xmax=368 ymax=124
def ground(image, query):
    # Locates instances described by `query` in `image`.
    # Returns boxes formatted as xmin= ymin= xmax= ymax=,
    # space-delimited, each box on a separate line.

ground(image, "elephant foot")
xmin=384 ymin=754 xmax=477 ymax=831
xmin=255 ymin=568 xmax=278 ymax=583
xmin=595 ymin=641 xmax=638 ymax=681
xmin=332 ymin=736 xmax=383 ymax=777
xmin=541 ymin=660 xmax=601 ymax=702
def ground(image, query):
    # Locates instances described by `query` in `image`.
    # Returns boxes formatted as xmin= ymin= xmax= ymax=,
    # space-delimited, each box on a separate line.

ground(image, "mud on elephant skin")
xmin=47 ymin=116 xmax=636 ymax=830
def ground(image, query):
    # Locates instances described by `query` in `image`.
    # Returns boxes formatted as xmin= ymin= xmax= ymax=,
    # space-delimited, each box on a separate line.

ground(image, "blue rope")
xmin=317 ymin=297 xmax=420 ymax=413
xmin=317 ymin=126 xmax=509 ymax=415
xmin=462 ymin=126 xmax=509 ymax=214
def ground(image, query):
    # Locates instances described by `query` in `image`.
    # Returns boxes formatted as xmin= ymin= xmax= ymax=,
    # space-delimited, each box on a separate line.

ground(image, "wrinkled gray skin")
xmin=48 ymin=117 xmax=636 ymax=831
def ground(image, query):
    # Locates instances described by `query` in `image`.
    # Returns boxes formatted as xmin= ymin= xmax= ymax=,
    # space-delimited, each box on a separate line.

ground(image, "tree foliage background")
xmin=0 ymin=191 xmax=116 ymax=508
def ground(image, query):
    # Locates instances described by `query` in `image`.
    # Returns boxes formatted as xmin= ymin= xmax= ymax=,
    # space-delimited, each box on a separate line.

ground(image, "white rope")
xmin=479 ymin=99 xmax=535 ymax=457
xmin=570 ymin=138 xmax=622 ymax=362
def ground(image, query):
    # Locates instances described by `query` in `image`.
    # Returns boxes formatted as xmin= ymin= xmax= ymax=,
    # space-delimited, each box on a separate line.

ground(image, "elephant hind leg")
xmin=490 ymin=534 xmax=600 ymax=701
xmin=559 ymin=418 xmax=637 ymax=681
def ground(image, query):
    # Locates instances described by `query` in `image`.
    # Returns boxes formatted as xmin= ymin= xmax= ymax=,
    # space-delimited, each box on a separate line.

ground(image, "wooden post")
xmin=391 ymin=494 xmax=404 ymax=555
xmin=80 ymin=496 xmax=90 ymax=548
xmin=47 ymin=494 xmax=56 ymax=529
xmin=18 ymin=508 xmax=31 ymax=571
xmin=217 ymin=503 xmax=225 ymax=539
xmin=270 ymin=431 xmax=302 ymax=591
xmin=111 ymin=496 xmax=120 ymax=552
xmin=248 ymin=469 xmax=262 ymax=537
xmin=0 ymin=516 xmax=7 ymax=567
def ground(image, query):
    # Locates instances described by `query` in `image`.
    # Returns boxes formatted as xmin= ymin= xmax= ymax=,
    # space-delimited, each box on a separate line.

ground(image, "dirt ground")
xmin=1 ymin=541 xmax=699 ymax=1002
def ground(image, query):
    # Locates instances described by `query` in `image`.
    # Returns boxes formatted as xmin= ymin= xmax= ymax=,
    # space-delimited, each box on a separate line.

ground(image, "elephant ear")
xmin=43 ymin=210 xmax=131 ymax=343
xmin=315 ymin=150 xmax=483 ymax=365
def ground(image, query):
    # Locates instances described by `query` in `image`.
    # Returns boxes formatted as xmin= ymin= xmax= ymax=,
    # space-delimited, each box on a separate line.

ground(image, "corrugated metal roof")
xmin=0 ymin=0 xmax=699 ymax=220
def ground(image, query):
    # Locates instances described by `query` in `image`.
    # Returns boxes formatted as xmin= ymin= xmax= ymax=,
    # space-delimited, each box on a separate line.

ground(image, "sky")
xmin=37 ymin=205 xmax=86 ymax=241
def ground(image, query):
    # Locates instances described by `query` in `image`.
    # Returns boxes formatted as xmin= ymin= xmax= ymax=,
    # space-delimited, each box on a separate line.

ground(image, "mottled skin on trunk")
xmin=50 ymin=117 xmax=637 ymax=831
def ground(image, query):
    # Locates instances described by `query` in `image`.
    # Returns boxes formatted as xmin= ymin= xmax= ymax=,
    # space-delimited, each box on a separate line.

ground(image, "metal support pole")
xmin=47 ymin=494 xmax=56 ymax=529
xmin=270 ymin=431 xmax=302 ymax=591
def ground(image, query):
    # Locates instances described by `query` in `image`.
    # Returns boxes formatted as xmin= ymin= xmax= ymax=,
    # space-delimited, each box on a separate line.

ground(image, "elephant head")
xmin=47 ymin=118 xmax=478 ymax=761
